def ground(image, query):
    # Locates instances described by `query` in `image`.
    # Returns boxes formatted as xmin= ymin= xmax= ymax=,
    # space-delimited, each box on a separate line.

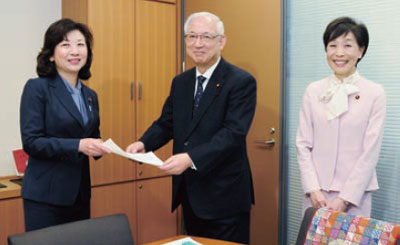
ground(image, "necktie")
xmin=193 ymin=75 xmax=206 ymax=114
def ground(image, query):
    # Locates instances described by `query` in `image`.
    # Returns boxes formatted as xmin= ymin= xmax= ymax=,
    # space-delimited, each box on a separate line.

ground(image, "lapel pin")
xmin=88 ymin=97 xmax=93 ymax=111
xmin=355 ymin=95 xmax=360 ymax=100
xmin=216 ymin=83 xmax=221 ymax=88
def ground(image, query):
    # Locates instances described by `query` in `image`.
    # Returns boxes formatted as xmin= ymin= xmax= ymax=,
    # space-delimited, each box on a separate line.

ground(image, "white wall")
xmin=0 ymin=1 xmax=61 ymax=176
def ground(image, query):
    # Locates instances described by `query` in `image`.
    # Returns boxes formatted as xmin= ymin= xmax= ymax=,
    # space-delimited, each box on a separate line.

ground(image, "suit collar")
xmin=183 ymin=58 xmax=227 ymax=140
xmin=81 ymin=84 xmax=94 ymax=126
xmin=180 ymin=68 xmax=196 ymax=131
xmin=50 ymin=74 xmax=85 ymax=128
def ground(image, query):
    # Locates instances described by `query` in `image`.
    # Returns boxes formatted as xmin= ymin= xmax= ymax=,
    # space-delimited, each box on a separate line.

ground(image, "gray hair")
xmin=184 ymin=12 xmax=225 ymax=35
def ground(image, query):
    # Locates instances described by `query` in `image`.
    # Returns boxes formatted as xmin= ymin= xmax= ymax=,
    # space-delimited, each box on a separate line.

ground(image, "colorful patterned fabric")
xmin=304 ymin=208 xmax=400 ymax=245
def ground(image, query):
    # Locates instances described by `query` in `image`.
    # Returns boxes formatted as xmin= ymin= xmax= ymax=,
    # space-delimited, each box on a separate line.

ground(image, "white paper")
xmin=102 ymin=138 xmax=163 ymax=167
xmin=162 ymin=237 xmax=202 ymax=245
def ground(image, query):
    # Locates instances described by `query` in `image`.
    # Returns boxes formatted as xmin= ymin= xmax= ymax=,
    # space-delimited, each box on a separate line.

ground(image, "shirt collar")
xmin=196 ymin=56 xmax=221 ymax=79
xmin=60 ymin=74 xmax=82 ymax=94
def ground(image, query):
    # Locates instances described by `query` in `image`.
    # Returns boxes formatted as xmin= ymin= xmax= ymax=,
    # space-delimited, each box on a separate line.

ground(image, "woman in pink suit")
xmin=296 ymin=17 xmax=386 ymax=216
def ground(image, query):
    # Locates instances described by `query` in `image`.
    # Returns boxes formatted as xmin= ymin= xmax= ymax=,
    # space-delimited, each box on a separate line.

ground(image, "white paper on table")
xmin=102 ymin=138 xmax=163 ymax=167
xmin=162 ymin=237 xmax=202 ymax=245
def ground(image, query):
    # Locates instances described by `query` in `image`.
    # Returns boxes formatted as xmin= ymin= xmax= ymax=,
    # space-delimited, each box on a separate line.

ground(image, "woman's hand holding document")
xmin=102 ymin=139 xmax=163 ymax=166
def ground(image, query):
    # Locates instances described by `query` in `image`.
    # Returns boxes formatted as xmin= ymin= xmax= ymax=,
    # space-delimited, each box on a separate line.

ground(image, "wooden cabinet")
xmin=136 ymin=177 xmax=177 ymax=244
xmin=63 ymin=0 xmax=137 ymax=186
xmin=91 ymin=181 xmax=137 ymax=240
xmin=91 ymin=177 xmax=177 ymax=244
xmin=0 ymin=198 xmax=24 ymax=245
xmin=63 ymin=0 xmax=179 ymax=183
xmin=0 ymin=180 xmax=24 ymax=245
xmin=63 ymin=0 xmax=181 ymax=243
xmin=135 ymin=0 xmax=176 ymax=179
xmin=0 ymin=179 xmax=23 ymax=245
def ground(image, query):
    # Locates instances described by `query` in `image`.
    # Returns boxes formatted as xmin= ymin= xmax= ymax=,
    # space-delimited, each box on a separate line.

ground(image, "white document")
xmin=162 ymin=237 xmax=202 ymax=245
xmin=102 ymin=138 xmax=163 ymax=167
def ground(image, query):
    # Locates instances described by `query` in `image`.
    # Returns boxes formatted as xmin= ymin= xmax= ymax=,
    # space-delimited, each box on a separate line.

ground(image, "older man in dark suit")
xmin=126 ymin=12 xmax=256 ymax=244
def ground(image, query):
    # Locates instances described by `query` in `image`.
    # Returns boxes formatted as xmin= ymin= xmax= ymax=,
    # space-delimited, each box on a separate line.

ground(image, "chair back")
xmin=296 ymin=207 xmax=400 ymax=245
xmin=8 ymin=213 xmax=134 ymax=245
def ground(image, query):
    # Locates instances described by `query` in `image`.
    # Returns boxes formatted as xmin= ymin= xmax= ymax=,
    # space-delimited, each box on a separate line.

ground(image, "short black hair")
xmin=323 ymin=17 xmax=369 ymax=64
xmin=36 ymin=18 xmax=93 ymax=80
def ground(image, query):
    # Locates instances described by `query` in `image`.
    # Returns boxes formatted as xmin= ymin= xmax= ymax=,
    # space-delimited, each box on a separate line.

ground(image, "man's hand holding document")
xmin=102 ymin=139 xmax=163 ymax=166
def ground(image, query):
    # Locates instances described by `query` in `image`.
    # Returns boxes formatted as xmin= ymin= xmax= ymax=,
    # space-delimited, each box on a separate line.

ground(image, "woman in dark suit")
xmin=19 ymin=19 xmax=110 ymax=231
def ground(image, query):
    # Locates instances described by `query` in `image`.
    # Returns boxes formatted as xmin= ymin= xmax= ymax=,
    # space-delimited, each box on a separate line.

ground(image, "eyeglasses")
xmin=184 ymin=33 xmax=221 ymax=44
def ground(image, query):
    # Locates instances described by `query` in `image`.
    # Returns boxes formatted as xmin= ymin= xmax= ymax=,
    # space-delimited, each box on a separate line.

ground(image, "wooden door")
xmin=185 ymin=1 xmax=281 ymax=244
xmin=91 ymin=182 xmax=137 ymax=243
xmin=63 ymin=0 xmax=137 ymax=185
xmin=136 ymin=177 xmax=178 ymax=244
xmin=87 ymin=0 xmax=136 ymax=185
xmin=135 ymin=0 xmax=178 ymax=179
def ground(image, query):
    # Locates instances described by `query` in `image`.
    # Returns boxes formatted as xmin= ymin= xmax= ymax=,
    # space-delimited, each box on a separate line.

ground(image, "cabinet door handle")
xmin=138 ymin=184 xmax=143 ymax=189
xmin=130 ymin=81 xmax=135 ymax=100
xmin=138 ymin=82 xmax=142 ymax=100
xmin=254 ymin=139 xmax=275 ymax=146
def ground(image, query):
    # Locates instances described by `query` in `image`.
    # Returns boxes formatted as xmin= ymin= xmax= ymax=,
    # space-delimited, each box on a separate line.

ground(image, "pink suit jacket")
xmin=296 ymin=75 xmax=386 ymax=206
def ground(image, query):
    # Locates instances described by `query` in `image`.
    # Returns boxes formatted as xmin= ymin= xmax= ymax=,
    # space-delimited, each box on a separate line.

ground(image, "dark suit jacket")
xmin=20 ymin=74 xmax=101 ymax=206
xmin=140 ymin=58 xmax=256 ymax=219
